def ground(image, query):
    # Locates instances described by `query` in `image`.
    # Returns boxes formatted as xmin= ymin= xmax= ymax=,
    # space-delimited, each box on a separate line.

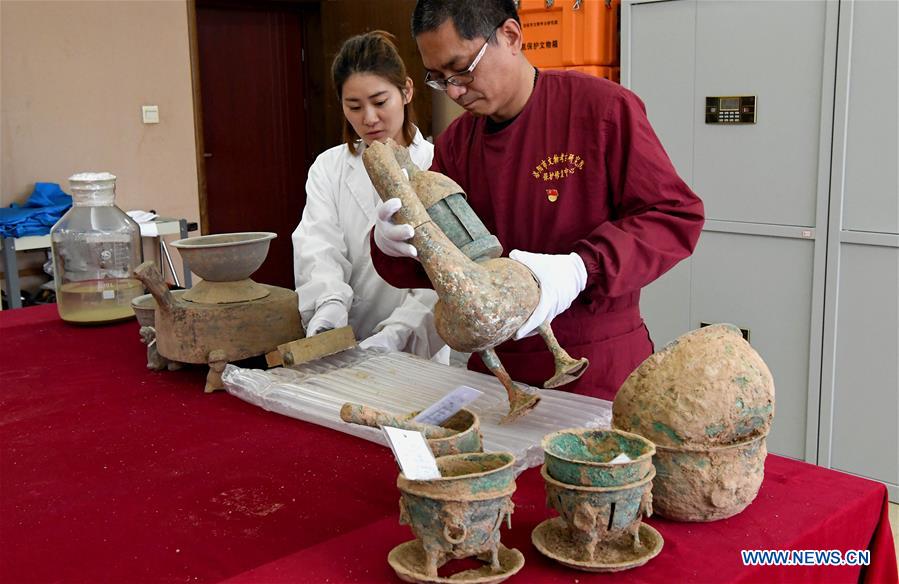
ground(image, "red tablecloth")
xmin=1 ymin=305 xmax=896 ymax=583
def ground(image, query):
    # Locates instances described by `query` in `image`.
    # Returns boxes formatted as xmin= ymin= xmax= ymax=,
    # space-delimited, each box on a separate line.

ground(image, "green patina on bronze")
xmin=733 ymin=400 xmax=773 ymax=439
xmin=543 ymin=429 xmax=655 ymax=488
xmin=422 ymin=408 xmax=483 ymax=458
xmin=540 ymin=464 xmax=656 ymax=563
xmin=651 ymin=421 xmax=685 ymax=446
xmin=705 ymin=423 xmax=726 ymax=438
xmin=395 ymin=452 xmax=517 ymax=578
xmin=650 ymin=435 xmax=766 ymax=521
xmin=363 ymin=140 xmax=593 ymax=422
xmin=438 ymin=453 xmax=516 ymax=496
xmin=424 ymin=193 xmax=502 ymax=263
xmin=613 ymin=324 xmax=775 ymax=522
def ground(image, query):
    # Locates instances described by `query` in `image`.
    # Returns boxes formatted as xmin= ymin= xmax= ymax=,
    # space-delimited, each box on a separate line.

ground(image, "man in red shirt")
xmin=371 ymin=0 xmax=704 ymax=401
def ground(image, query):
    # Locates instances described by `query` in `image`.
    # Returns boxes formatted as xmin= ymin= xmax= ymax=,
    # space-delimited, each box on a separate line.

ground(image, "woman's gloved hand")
xmin=373 ymin=198 xmax=418 ymax=259
xmin=358 ymin=325 xmax=410 ymax=353
xmin=306 ymin=300 xmax=349 ymax=336
xmin=509 ymin=250 xmax=588 ymax=340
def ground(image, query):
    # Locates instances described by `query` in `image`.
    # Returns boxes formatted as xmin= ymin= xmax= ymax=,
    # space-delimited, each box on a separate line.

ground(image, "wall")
xmin=320 ymin=0 xmax=433 ymax=143
xmin=1 ymin=0 xmax=200 ymax=290
xmin=431 ymin=88 xmax=465 ymax=137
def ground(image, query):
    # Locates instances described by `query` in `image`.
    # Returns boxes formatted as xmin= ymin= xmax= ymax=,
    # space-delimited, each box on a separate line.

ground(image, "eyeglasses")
xmin=424 ymin=26 xmax=500 ymax=91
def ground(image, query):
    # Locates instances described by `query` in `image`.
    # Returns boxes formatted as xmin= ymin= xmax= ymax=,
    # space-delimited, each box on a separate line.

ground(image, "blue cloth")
xmin=0 ymin=183 xmax=72 ymax=238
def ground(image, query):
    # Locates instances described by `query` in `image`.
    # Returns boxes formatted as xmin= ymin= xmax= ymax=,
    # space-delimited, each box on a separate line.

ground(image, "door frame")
xmin=186 ymin=0 xmax=207 ymax=234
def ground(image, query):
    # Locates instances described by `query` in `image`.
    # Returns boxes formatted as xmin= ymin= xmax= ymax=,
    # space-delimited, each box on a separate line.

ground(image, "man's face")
xmin=417 ymin=19 xmax=511 ymax=118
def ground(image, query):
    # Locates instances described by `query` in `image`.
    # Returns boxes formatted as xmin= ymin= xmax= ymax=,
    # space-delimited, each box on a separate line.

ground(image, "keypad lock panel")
xmin=706 ymin=96 xmax=756 ymax=124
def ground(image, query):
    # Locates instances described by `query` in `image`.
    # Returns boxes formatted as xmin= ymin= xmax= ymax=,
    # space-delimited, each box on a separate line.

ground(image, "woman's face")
xmin=341 ymin=73 xmax=413 ymax=146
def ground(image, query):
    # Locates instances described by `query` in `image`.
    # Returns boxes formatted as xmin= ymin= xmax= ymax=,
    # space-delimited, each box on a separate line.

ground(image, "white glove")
xmin=510 ymin=250 xmax=588 ymax=340
xmin=306 ymin=300 xmax=348 ymax=336
xmin=373 ymin=198 xmax=417 ymax=259
xmin=358 ymin=325 xmax=409 ymax=353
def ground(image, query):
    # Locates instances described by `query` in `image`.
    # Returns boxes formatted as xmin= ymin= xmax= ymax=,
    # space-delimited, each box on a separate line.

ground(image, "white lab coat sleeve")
xmin=292 ymin=153 xmax=354 ymax=328
xmin=371 ymin=288 xmax=446 ymax=359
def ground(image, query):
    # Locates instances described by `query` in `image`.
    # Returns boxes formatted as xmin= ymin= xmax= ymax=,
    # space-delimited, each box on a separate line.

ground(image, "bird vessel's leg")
xmin=537 ymin=321 xmax=589 ymax=388
xmin=479 ymin=348 xmax=540 ymax=422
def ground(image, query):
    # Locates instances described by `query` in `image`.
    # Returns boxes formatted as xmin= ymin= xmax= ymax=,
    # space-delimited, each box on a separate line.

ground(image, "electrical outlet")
xmin=142 ymin=105 xmax=160 ymax=124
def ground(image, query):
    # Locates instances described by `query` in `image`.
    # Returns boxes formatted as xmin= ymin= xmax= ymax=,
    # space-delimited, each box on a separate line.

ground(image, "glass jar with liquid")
xmin=50 ymin=172 xmax=143 ymax=324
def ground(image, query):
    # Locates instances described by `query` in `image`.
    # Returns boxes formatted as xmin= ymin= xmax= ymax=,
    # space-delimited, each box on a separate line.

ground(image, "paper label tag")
xmin=102 ymin=289 xmax=116 ymax=300
xmin=608 ymin=452 xmax=633 ymax=465
xmin=382 ymin=426 xmax=441 ymax=481
xmin=413 ymin=385 xmax=483 ymax=426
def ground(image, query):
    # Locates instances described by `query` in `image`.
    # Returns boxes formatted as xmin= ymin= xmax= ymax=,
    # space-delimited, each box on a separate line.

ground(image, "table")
xmin=0 ymin=218 xmax=191 ymax=310
xmin=1 ymin=305 xmax=896 ymax=583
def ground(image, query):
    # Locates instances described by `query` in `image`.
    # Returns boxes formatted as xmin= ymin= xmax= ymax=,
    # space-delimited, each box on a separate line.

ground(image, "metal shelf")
xmin=1 ymin=218 xmax=192 ymax=310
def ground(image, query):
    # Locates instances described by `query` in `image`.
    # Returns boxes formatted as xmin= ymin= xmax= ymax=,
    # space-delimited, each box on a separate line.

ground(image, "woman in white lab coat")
xmin=292 ymin=30 xmax=446 ymax=359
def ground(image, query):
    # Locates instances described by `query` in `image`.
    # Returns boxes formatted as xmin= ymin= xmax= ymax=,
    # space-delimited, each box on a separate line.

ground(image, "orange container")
xmin=519 ymin=0 xmax=620 ymax=68
xmin=564 ymin=0 xmax=620 ymax=66
xmin=519 ymin=0 xmax=565 ymax=68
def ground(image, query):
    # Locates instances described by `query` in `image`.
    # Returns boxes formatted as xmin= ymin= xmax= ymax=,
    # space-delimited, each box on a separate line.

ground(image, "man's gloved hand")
xmin=306 ymin=300 xmax=349 ymax=337
xmin=358 ymin=325 xmax=410 ymax=353
xmin=373 ymin=198 xmax=418 ymax=259
xmin=509 ymin=250 xmax=588 ymax=340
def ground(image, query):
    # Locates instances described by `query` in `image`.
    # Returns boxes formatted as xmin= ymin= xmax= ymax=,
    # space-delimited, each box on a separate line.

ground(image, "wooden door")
xmin=196 ymin=3 xmax=308 ymax=289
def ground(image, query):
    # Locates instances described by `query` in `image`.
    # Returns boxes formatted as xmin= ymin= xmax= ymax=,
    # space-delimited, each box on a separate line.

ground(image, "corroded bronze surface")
xmin=366 ymin=141 xmax=591 ymax=420
xmin=340 ymin=403 xmax=457 ymax=439
xmin=612 ymin=323 xmax=775 ymax=521
xmin=134 ymin=261 xmax=302 ymax=365
xmin=364 ymin=140 xmax=598 ymax=420
xmin=425 ymin=409 xmax=484 ymax=458
xmin=651 ymin=436 xmax=767 ymax=521
xmin=531 ymin=517 xmax=663 ymax=572
xmin=541 ymin=465 xmax=655 ymax=565
xmin=396 ymin=452 xmax=518 ymax=578
xmin=542 ymin=428 xmax=655 ymax=487
xmin=365 ymin=142 xmax=538 ymax=354
xmin=340 ymin=404 xmax=483 ymax=457
xmin=388 ymin=540 xmax=524 ymax=584
xmin=397 ymin=453 xmax=516 ymax=501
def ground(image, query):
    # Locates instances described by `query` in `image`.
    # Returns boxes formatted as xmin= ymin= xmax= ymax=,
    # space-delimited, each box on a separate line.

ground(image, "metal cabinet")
xmin=623 ymin=0 xmax=897 ymax=500
xmin=628 ymin=0 xmax=697 ymax=350
xmin=692 ymin=0 xmax=828 ymax=227
xmin=840 ymin=0 xmax=899 ymax=235
xmin=690 ymin=230 xmax=816 ymax=459
xmin=818 ymin=0 xmax=899 ymax=498
xmin=627 ymin=0 xmax=695 ymax=183
xmin=825 ymin=243 xmax=898 ymax=486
